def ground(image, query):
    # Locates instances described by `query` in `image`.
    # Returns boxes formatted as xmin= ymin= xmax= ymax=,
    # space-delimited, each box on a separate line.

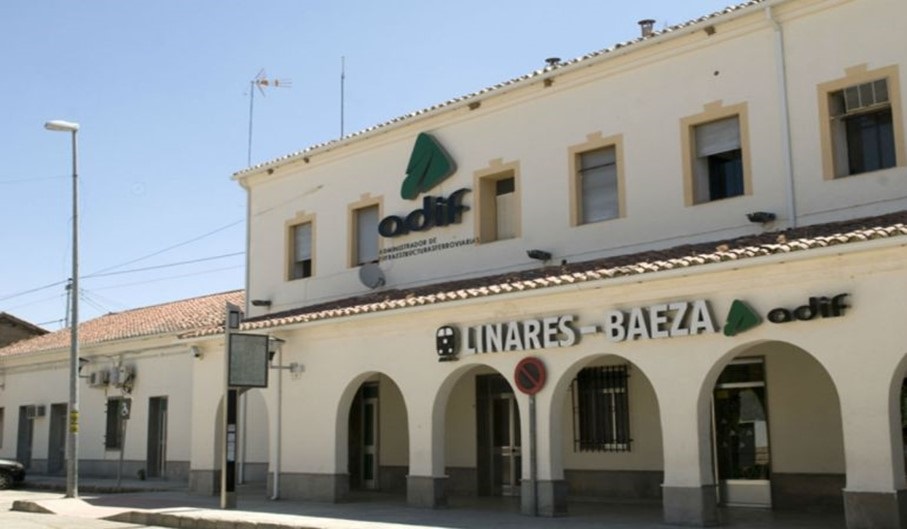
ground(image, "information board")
xmin=228 ymin=333 xmax=270 ymax=388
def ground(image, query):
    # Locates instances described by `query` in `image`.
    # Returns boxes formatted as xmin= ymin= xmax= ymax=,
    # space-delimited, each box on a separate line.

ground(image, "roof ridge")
xmin=0 ymin=290 xmax=245 ymax=357
xmin=93 ymin=288 xmax=244 ymax=317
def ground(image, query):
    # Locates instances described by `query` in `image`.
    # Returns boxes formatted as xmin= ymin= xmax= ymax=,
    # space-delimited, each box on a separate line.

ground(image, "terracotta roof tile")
xmin=0 ymin=290 xmax=244 ymax=357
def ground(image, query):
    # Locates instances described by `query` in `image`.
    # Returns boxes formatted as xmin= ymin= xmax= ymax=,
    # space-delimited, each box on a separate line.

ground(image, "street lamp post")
xmin=44 ymin=119 xmax=81 ymax=499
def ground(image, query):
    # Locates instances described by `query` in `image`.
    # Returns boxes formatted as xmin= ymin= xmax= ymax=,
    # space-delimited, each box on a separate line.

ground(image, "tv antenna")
xmin=247 ymin=69 xmax=292 ymax=167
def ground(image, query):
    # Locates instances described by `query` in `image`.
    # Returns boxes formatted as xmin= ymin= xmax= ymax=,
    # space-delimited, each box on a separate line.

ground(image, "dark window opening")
xmin=105 ymin=398 xmax=124 ymax=450
xmin=707 ymin=149 xmax=744 ymax=200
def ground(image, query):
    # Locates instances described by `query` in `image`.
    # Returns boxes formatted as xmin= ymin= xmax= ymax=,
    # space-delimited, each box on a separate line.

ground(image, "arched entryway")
xmin=441 ymin=364 xmax=522 ymax=501
xmin=550 ymin=354 xmax=664 ymax=505
xmin=343 ymin=373 xmax=409 ymax=495
xmin=701 ymin=341 xmax=845 ymax=512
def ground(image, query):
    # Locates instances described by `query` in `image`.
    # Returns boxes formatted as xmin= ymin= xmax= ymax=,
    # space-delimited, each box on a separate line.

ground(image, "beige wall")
xmin=379 ymin=376 xmax=409 ymax=467
xmin=757 ymin=342 xmax=846 ymax=474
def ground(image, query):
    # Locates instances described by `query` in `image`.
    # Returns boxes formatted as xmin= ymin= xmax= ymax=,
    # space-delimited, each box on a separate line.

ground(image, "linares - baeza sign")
xmin=435 ymin=294 xmax=849 ymax=361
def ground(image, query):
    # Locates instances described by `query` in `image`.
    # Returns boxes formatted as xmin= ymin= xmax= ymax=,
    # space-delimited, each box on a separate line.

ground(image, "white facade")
xmin=241 ymin=0 xmax=907 ymax=318
xmin=230 ymin=0 xmax=907 ymax=527
xmin=0 ymin=291 xmax=249 ymax=487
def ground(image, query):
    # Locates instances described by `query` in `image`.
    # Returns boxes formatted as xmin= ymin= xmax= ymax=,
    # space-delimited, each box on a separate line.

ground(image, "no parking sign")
xmin=514 ymin=357 xmax=546 ymax=395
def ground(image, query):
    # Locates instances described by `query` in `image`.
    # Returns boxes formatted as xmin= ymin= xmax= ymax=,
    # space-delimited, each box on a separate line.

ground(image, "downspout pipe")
xmin=270 ymin=343 xmax=283 ymax=500
xmin=767 ymin=5 xmax=797 ymax=228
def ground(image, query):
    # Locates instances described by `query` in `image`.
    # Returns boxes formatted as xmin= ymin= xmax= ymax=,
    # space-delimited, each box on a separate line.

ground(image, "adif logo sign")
xmin=379 ymin=133 xmax=471 ymax=238
xmin=400 ymin=133 xmax=457 ymax=200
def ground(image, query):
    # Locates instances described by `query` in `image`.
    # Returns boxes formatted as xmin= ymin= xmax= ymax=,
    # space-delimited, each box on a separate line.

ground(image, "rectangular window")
xmin=829 ymin=79 xmax=896 ymax=177
xmin=475 ymin=162 xmax=521 ymax=243
xmin=0 ymin=407 xmax=4 ymax=448
xmin=578 ymin=146 xmax=619 ymax=224
xmin=354 ymin=205 xmax=379 ymax=266
xmin=495 ymin=177 xmax=517 ymax=241
xmin=693 ymin=116 xmax=744 ymax=203
xmin=289 ymin=222 xmax=313 ymax=280
xmin=105 ymin=398 xmax=124 ymax=450
xmin=572 ymin=365 xmax=630 ymax=452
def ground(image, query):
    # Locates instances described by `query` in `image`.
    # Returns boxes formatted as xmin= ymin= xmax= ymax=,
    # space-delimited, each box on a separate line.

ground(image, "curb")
xmin=107 ymin=510 xmax=323 ymax=529
xmin=11 ymin=500 xmax=55 ymax=514
xmin=25 ymin=480 xmax=181 ymax=494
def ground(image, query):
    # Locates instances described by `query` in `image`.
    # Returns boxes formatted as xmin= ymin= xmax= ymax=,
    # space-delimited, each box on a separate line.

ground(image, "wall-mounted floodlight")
xmin=746 ymin=211 xmax=776 ymax=224
xmin=527 ymin=249 xmax=552 ymax=262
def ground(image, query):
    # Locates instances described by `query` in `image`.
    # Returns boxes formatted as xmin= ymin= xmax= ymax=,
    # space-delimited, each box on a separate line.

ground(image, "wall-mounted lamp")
xmin=527 ymin=249 xmax=552 ymax=262
xmin=190 ymin=346 xmax=203 ymax=359
xmin=746 ymin=211 xmax=776 ymax=224
xmin=267 ymin=336 xmax=302 ymax=375
xmin=268 ymin=336 xmax=286 ymax=358
xmin=251 ymin=299 xmax=272 ymax=307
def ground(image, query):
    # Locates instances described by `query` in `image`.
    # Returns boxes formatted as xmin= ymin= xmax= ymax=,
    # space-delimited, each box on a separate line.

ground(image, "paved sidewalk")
xmin=9 ymin=476 xmax=847 ymax=529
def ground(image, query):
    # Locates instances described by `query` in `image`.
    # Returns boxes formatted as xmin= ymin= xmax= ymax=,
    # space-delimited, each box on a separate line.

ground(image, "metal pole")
xmin=239 ymin=392 xmax=246 ymax=484
xmin=270 ymin=342 xmax=282 ymax=500
xmin=64 ymin=280 xmax=72 ymax=328
xmin=221 ymin=303 xmax=240 ymax=509
xmin=340 ymin=56 xmax=345 ymax=139
xmin=529 ymin=394 xmax=538 ymax=516
xmin=116 ymin=405 xmax=127 ymax=490
xmin=67 ymin=127 xmax=80 ymax=499
xmin=247 ymin=80 xmax=255 ymax=167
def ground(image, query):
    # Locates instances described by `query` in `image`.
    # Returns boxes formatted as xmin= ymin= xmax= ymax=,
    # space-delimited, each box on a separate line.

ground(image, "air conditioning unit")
xmin=89 ymin=370 xmax=110 ymax=387
xmin=109 ymin=366 xmax=122 ymax=386
xmin=110 ymin=364 xmax=135 ymax=388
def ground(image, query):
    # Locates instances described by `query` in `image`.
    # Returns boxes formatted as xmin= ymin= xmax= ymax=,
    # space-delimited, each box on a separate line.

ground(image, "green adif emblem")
xmin=400 ymin=133 xmax=457 ymax=200
xmin=723 ymin=299 xmax=762 ymax=337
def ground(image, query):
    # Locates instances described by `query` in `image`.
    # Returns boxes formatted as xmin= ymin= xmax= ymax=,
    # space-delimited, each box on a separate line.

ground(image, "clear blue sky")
xmin=0 ymin=1 xmax=739 ymax=330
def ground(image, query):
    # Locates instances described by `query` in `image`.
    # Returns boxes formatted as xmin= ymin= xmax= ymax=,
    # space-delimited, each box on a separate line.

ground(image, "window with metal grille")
xmin=829 ymin=78 xmax=895 ymax=177
xmin=105 ymin=397 xmax=124 ymax=450
xmin=572 ymin=365 xmax=631 ymax=452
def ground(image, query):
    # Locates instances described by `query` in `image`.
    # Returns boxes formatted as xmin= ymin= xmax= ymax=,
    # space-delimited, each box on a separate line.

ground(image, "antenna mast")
xmin=247 ymin=69 xmax=292 ymax=167
xmin=340 ymin=56 xmax=346 ymax=139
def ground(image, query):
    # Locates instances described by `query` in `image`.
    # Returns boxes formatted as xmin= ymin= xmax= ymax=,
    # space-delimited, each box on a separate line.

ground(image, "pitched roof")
xmin=0 ymin=312 xmax=48 ymax=337
xmin=0 ymin=290 xmax=244 ymax=357
xmin=235 ymin=0 xmax=767 ymax=177
xmin=182 ymin=211 xmax=907 ymax=339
